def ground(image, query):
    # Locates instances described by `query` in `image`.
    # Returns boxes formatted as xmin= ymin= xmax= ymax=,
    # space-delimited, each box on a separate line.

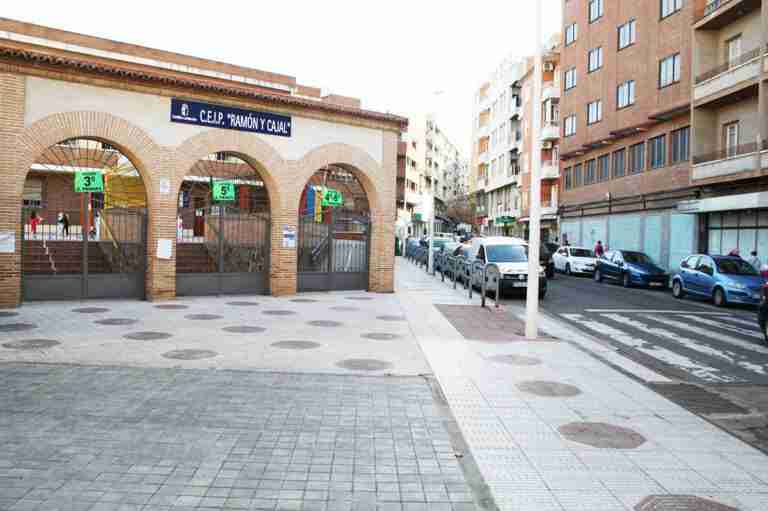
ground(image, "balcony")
xmin=694 ymin=46 xmax=764 ymax=102
xmin=541 ymin=121 xmax=560 ymax=141
xmin=542 ymin=83 xmax=561 ymax=102
xmin=694 ymin=0 xmax=761 ymax=28
xmin=541 ymin=161 xmax=559 ymax=179
xmin=692 ymin=141 xmax=768 ymax=180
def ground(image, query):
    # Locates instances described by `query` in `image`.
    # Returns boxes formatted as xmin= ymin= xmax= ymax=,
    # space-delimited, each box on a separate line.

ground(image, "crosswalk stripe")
xmin=716 ymin=314 xmax=762 ymax=329
xmin=560 ymin=313 xmax=741 ymax=383
xmin=601 ymin=313 xmax=767 ymax=377
xmin=641 ymin=314 xmax=768 ymax=355
xmin=677 ymin=314 xmax=763 ymax=340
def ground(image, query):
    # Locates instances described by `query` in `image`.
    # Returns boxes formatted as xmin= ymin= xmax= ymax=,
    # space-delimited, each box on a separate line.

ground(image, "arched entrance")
xmin=297 ymin=165 xmax=370 ymax=292
xmin=21 ymin=138 xmax=148 ymax=301
xmin=176 ymin=152 xmax=271 ymax=296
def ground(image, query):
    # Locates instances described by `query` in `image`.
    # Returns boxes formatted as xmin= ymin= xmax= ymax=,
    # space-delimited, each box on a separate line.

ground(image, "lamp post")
xmin=525 ymin=0 xmax=543 ymax=339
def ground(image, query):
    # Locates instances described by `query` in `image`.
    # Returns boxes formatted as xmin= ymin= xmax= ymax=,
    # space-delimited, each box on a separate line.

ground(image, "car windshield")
xmin=571 ymin=249 xmax=593 ymax=258
xmin=623 ymin=252 xmax=653 ymax=265
xmin=486 ymin=245 xmax=527 ymax=263
xmin=716 ymin=258 xmax=758 ymax=275
xmin=431 ymin=239 xmax=449 ymax=249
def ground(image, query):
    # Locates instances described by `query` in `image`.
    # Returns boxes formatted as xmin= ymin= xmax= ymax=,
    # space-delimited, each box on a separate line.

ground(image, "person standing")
xmin=29 ymin=211 xmax=41 ymax=235
xmin=62 ymin=213 xmax=70 ymax=238
xmin=594 ymin=240 xmax=604 ymax=258
xmin=747 ymin=250 xmax=761 ymax=271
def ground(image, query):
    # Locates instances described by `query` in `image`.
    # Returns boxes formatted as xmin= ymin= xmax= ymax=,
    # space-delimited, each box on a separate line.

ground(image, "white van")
xmin=469 ymin=237 xmax=547 ymax=298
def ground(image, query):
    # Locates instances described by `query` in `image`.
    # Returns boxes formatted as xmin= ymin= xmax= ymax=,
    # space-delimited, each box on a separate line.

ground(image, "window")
xmin=589 ymin=0 xmax=604 ymax=22
xmin=661 ymin=0 xmax=683 ymax=18
xmin=22 ymin=177 xmax=43 ymax=208
xmin=564 ymin=167 xmax=572 ymax=190
xmin=612 ymin=149 xmax=626 ymax=178
xmin=597 ymin=154 xmax=610 ymax=181
xmin=564 ymin=115 xmax=577 ymax=137
xmin=649 ymin=135 xmax=666 ymax=169
xmin=618 ymin=19 xmax=636 ymax=50
xmin=564 ymin=68 xmax=577 ymax=90
xmin=565 ymin=23 xmax=578 ymax=46
xmin=585 ymin=159 xmax=596 ymax=184
xmin=724 ymin=121 xmax=739 ymax=157
xmin=617 ymin=80 xmax=636 ymax=109
xmin=572 ymin=163 xmax=583 ymax=187
xmin=726 ymin=35 xmax=742 ymax=64
xmin=671 ymin=126 xmax=690 ymax=163
xmin=629 ymin=142 xmax=645 ymax=173
xmin=587 ymin=100 xmax=602 ymax=125
xmin=588 ymin=47 xmax=603 ymax=72
xmin=659 ymin=53 xmax=681 ymax=88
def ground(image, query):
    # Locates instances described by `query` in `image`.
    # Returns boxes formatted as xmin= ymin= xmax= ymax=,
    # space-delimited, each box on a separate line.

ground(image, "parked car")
xmin=434 ymin=241 xmax=461 ymax=273
xmin=553 ymin=246 xmax=597 ymax=276
xmin=594 ymin=250 xmax=668 ymax=288
xmin=758 ymin=283 xmax=768 ymax=342
xmin=469 ymin=237 xmax=547 ymax=299
xmin=672 ymin=254 xmax=764 ymax=307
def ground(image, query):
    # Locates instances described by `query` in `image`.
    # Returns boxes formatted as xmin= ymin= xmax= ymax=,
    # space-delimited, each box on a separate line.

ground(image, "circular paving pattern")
xmin=227 ymin=301 xmax=260 ymax=307
xmin=558 ymin=422 xmax=646 ymax=449
xmin=361 ymin=333 xmax=401 ymax=341
xmin=488 ymin=354 xmax=542 ymax=366
xmin=154 ymin=304 xmax=189 ymax=310
xmin=376 ymin=315 xmax=406 ymax=322
xmin=271 ymin=341 xmax=321 ymax=350
xmin=262 ymin=310 xmax=296 ymax=316
xmin=336 ymin=358 xmax=393 ymax=371
xmin=223 ymin=326 xmax=266 ymax=334
xmin=290 ymin=298 xmax=318 ymax=303
xmin=162 ymin=349 xmax=218 ymax=360
xmin=308 ymin=320 xmax=342 ymax=328
xmin=0 ymin=323 xmax=36 ymax=333
xmin=72 ymin=307 xmax=109 ymax=314
xmin=0 ymin=311 xmax=19 ymax=318
xmin=123 ymin=331 xmax=173 ymax=341
xmin=2 ymin=339 xmax=60 ymax=350
xmin=345 ymin=296 xmax=373 ymax=301
xmin=634 ymin=495 xmax=739 ymax=511
xmin=330 ymin=306 xmax=359 ymax=312
xmin=185 ymin=314 xmax=222 ymax=321
xmin=94 ymin=318 xmax=138 ymax=326
xmin=516 ymin=381 xmax=582 ymax=398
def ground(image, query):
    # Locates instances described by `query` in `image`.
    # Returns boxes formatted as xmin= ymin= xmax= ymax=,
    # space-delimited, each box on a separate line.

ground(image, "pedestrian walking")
xmin=594 ymin=240 xmax=604 ymax=258
xmin=747 ymin=250 xmax=761 ymax=271
xmin=29 ymin=211 xmax=41 ymax=235
xmin=62 ymin=213 xmax=70 ymax=237
xmin=56 ymin=212 xmax=64 ymax=238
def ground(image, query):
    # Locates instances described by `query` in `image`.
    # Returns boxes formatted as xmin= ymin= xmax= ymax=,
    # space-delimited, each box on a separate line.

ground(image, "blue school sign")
xmin=170 ymin=98 xmax=292 ymax=137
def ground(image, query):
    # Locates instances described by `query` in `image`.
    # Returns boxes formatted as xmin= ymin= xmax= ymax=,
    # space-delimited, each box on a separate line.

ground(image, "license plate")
xmin=649 ymin=282 xmax=664 ymax=287
xmin=512 ymin=282 xmax=527 ymax=288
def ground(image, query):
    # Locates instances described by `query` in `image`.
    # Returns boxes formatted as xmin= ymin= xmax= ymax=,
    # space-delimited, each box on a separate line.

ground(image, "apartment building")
xmin=470 ymin=57 xmax=526 ymax=235
xmin=518 ymin=41 xmax=562 ymax=242
xmin=558 ymin=0 xmax=697 ymax=270
xmin=684 ymin=0 xmax=768 ymax=258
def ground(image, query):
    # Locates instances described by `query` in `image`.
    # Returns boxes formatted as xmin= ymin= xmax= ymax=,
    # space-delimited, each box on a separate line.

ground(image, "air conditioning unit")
xmin=544 ymin=62 xmax=555 ymax=72
xmin=542 ymin=141 xmax=553 ymax=149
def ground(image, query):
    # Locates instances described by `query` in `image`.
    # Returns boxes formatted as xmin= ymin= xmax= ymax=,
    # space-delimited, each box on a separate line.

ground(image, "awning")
xmin=677 ymin=192 xmax=768 ymax=214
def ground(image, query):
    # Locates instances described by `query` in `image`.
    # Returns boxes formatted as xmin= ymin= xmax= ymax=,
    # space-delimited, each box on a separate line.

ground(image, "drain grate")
xmin=649 ymin=383 xmax=748 ymax=415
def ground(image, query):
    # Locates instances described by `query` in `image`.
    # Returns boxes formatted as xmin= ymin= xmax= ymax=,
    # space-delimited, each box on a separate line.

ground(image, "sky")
xmin=3 ymin=0 xmax=562 ymax=157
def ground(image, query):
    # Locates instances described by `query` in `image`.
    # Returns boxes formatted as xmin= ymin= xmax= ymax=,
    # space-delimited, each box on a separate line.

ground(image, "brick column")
xmin=368 ymin=131 xmax=398 ymax=293
xmin=145 ymin=151 xmax=178 ymax=301
xmin=0 ymin=74 xmax=26 ymax=308
xmin=271 ymin=162 xmax=302 ymax=296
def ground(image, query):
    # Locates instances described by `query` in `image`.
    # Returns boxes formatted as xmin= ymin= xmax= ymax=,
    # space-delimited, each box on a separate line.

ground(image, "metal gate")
xmin=298 ymin=208 xmax=370 ymax=292
xmin=176 ymin=205 xmax=270 ymax=296
xmin=21 ymin=200 xmax=147 ymax=301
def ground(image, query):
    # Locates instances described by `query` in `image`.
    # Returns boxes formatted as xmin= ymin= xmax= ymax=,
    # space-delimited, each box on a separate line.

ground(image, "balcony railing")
xmin=697 ymin=0 xmax=733 ymax=20
xmin=695 ymin=46 xmax=764 ymax=84
xmin=692 ymin=141 xmax=760 ymax=165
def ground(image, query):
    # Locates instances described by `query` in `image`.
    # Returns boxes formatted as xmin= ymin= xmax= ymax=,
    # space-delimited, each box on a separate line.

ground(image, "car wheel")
xmin=672 ymin=280 xmax=684 ymax=299
xmin=713 ymin=288 xmax=727 ymax=307
xmin=622 ymin=272 xmax=631 ymax=288
xmin=594 ymin=269 xmax=602 ymax=283
xmin=565 ymin=263 xmax=572 ymax=276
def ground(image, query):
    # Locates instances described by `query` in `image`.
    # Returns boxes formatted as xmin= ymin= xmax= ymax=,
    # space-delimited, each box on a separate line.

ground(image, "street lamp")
xmin=525 ymin=0 xmax=543 ymax=339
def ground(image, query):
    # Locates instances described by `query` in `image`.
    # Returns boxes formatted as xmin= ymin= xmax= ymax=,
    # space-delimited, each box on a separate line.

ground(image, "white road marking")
xmin=584 ymin=309 xmax=732 ymax=315
xmin=641 ymin=314 xmax=768 ymax=355
xmin=716 ymin=314 xmax=762 ymax=329
xmin=601 ymin=313 xmax=766 ymax=376
xmin=676 ymin=314 xmax=763 ymax=340
xmin=560 ymin=313 xmax=740 ymax=383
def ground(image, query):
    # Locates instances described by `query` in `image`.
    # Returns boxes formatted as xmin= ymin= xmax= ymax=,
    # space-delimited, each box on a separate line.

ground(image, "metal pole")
xmin=428 ymin=217 xmax=435 ymax=275
xmin=525 ymin=0 xmax=543 ymax=340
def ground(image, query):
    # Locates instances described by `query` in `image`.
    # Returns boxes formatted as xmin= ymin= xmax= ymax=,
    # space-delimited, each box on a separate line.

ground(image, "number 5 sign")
xmin=74 ymin=171 xmax=104 ymax=193
xmin=213 ymin=180 xmax=236 ymax=201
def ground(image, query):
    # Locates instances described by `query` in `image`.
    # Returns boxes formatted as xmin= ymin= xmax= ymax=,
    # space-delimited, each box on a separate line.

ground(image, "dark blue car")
xmin=672 ymin=254 xmax=764 ymax=307
xmin=594 ymin=250 xmax=669 ymax=288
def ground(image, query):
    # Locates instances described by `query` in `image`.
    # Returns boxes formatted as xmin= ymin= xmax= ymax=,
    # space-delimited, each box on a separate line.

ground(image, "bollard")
xmin=467 ymin=262 xmax=473 ymax=299
xmin=480 ymin=265 xmax=486 ymax=308
xmin=494 ymin=268 xmax=501 ymax=308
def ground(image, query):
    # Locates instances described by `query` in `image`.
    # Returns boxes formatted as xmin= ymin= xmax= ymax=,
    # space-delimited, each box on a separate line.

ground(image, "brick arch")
xmin=14 ymin=111 xmax=162 ymax=203
xmin=171 ymin=130 xmax=286 ymax=212
xmin=295 ymin=143 xmax=385 ymax=216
